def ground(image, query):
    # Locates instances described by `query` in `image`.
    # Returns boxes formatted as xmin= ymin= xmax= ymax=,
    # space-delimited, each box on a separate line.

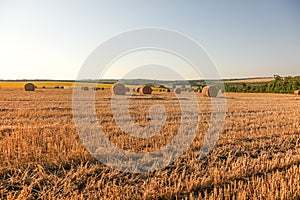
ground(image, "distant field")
xmin=0 ymin=81 xmax=165 ymax=91
xmin=0 ymin=81 xmax=111 ymax=89
xmin=227 ymin=77 xmax=274 ymax=83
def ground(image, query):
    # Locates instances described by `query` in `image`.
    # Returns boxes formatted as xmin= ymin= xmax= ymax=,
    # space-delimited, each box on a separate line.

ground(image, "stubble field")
xmin=0 ymin=89 xmax=300 ymax=199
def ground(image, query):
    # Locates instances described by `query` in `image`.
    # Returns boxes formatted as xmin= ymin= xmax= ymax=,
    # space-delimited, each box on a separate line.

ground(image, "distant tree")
xmin=274 ymin=75 xmax=281 ymax=82
xmin=225 ymin=75 xmax=300 ymax=94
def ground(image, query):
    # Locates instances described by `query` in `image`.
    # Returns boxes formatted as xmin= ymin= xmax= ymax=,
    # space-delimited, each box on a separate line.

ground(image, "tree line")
xmin=225 ymin=75 xmax=300 ymax=94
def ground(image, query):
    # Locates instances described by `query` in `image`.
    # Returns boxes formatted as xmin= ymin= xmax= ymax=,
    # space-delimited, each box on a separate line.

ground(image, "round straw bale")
xmin=294 ymin=90 xmax=300 ymax=95
xmin=202 ymin=86 xmax=218 ymax=97
xmin=136 ymin=87 xmax=141 ymax=93
xmin=24 ymin=83 xmax=35 ymax=91
xmin=140 ymin=85 xmax=152 ymax=94
xmin=174 ymin=88 xmax=181 ymax=94
xmin=112 ymin=83 xmax=126 ymax=95
xmin=202 ymin=86 xmax=207 ymax=94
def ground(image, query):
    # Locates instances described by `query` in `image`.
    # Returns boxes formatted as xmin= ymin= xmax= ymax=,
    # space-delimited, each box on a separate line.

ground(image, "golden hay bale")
xmin=24 ymin=83 xmax=35 ymax=91
xmin=202 ymin=86 xmax=218 ymax=97
xmin=174 ymin=88 xmax=181 ymax=94
xmin=140 ymin=85 xmax=152 ymax=94
xmin=112 ymin=83 xmax=126 ymax=95
xmin=294 ymin=90 xmax=300 ymax=95
xmin=136 ymin=87 xmax=141 ymax=93
xmin=82 ymin=86 xmax=89 ymax=91
xmin=219 ymin=89 xmax=225 ymax=94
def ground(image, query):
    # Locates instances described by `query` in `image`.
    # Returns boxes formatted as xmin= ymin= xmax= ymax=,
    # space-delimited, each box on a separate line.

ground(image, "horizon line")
xmin=0 ymin=75 xmax=285 ymax=82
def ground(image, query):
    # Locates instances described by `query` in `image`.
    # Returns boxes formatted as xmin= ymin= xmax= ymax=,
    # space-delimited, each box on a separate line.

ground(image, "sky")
xmin=0 ymin=0 xmax=299 ymax=80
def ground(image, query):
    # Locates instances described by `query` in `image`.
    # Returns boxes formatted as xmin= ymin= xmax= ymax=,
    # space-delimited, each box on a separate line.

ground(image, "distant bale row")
xmin=295 ymin=90 xmax=300 ymax=95
xmin=93 ymin=87 xmax=105 ymax=91
xmin=174 ymin=88 xmax=181 ymax=94
xmin=157 ymin=89 xmax=171 ymax=92
xmin=25 ymin=83 xmax=69 ymax=91
xmin=133 ymin=86 xmax=153 ymax=94
xmin=80 ymin=84 xmax=130 ymax=94
xmin=81 ymin=87 xmax=106 ymax=91
xmin=111 ymin=84 xmax=154 ymax=95
xmin=176 ymin=88 xmax=194 ymax=92
xmin=82 ymin=86 xmax=89 ymax=91
xmin=111 ymin=83 xmax=226 ymax=95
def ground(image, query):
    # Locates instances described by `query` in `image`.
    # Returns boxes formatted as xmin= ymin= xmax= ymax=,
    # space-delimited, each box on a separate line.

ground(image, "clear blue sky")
xmin=0 ymin=0 xmax=299 ymax=80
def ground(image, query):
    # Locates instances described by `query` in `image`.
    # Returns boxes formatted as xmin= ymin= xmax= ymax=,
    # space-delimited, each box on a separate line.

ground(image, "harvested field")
xmin=227 ymin=77 xmax=274 ymax=83
xmin=0 ymin=89 xmax=300 ymax=199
